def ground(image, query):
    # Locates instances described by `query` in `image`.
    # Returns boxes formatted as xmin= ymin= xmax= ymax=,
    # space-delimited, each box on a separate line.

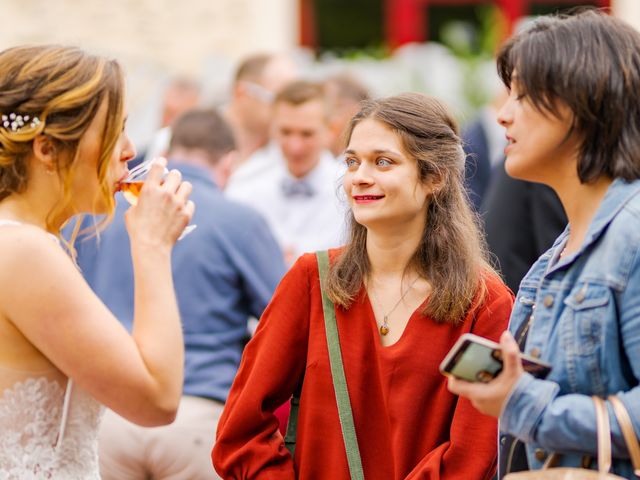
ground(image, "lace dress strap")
xmin=0 ymin=220 xmax=22 ymax=227
xmin=56 ymin=380 xmax=73 ymax=449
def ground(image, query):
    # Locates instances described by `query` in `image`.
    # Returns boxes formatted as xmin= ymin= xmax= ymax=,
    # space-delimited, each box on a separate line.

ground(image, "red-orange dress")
xmin=213 ymin=250 xmax=513 ymax=479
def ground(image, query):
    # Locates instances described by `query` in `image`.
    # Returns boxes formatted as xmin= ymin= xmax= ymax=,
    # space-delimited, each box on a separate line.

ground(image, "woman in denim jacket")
xmin=449 ymin=10 xmax=640 ymax=479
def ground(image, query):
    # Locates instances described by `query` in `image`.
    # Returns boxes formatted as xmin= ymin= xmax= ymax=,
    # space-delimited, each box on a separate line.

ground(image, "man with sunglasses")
xmin=222 ymin=52 xmax=297 ymax=167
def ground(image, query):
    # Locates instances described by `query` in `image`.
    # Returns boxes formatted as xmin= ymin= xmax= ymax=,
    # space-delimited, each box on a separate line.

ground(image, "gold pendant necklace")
xmin=368 ymin=276 xmax=420 ymax=336
xmin=380 ymin=317 xmax=390 ymax=336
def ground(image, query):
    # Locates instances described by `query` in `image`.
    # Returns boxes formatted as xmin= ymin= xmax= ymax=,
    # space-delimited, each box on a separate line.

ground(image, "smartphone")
xmin=439 ymin=333 xmax=552 ymax=383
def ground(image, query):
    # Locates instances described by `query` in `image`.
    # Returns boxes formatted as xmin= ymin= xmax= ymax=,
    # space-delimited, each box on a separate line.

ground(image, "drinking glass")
xmin=117 ymin=158 xmax=197 ymax=240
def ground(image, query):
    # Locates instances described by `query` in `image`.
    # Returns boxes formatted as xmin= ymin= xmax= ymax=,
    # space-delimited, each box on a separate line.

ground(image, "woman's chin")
xmin=353 ymin=213 xmax=392 ymax=231
xmin=352 ymin=211 xmax=375 ymax=227
xmin=504 ymin=157 xmax=532 ymax=182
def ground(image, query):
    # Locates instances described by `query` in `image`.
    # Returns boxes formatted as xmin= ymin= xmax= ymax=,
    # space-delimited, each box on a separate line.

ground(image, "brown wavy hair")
xmin=0 ymin=45 xmax=126 ymax=236
xmin=326 ymin=93 xmax=493 ymax=324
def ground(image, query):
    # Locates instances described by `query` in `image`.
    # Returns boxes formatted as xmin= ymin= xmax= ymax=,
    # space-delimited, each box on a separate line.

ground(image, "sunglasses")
xmin=241 ymin=81 xmax=276 ymax=104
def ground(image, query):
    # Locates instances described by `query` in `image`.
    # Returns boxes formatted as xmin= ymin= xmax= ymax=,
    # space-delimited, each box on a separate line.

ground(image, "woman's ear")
xmin=32 ymin=134 xmax=57 ymax=172
xmin=426 ymin=169 xmax=447 ymax=196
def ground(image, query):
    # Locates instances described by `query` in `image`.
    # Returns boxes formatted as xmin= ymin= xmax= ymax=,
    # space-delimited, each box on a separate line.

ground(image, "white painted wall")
xmin=612 ymin=0 xmax=640 ymax=31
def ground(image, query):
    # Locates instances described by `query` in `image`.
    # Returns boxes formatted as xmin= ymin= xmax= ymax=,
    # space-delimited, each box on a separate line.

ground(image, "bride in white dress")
xmin=0 ymin=45 xmax=194 ymax=478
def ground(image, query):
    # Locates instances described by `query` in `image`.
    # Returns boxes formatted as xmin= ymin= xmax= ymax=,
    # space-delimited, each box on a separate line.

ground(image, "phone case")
xmin=439 ymin=333 xmax=551 ymax=382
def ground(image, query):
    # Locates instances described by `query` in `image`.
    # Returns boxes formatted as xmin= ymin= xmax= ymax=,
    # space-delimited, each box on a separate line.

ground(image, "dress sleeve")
xmin=406 ymin=275 xmax=514 ymax=479
xmin=212 ymin=254 xmax=313 ymax=479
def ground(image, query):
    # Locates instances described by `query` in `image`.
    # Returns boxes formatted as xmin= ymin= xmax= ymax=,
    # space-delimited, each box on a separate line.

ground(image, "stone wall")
xmin=0 ymin=0 xmax=298 ymax=75
xmin=0 ymin=0 xmax=299 ymax=144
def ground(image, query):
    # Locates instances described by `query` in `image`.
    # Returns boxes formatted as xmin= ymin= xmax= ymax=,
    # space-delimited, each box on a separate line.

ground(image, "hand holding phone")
xmin=439 ymin=333 xmax=551 ymax=383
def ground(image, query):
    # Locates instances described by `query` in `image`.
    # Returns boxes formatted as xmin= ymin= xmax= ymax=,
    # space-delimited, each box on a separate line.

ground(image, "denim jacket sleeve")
xmin=500 ymin=242 xmax=640 ymax=458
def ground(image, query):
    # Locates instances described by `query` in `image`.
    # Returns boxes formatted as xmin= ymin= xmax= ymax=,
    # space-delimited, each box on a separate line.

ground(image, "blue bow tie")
xmin=281 ymin=177 xmax=315 ymax=198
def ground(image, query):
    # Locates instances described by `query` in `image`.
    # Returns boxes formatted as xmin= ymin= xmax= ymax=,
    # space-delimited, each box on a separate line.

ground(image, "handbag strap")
xmin=541 ymin=396 xmax=612 ymax=473
xmin=594 ymin=395 xmax=613 ymax=473
xmin=608 ymin=395 xmax=640 ymax=476
xmin=316 ymin=250 xmax=365 ymax=480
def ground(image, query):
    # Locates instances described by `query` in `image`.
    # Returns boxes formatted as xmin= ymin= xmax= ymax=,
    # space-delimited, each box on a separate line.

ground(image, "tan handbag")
xmin=505 ymin=395 xmax=640 ymax=479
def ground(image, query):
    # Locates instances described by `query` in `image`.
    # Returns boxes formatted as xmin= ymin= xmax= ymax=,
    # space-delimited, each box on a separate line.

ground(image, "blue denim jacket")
xmin=499 ymin=178 xmax=640 ymax=478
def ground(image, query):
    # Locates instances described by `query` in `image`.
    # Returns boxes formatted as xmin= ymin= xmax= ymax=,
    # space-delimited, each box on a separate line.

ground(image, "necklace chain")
xmin=368 ymin=276 xmax=420 ymax=336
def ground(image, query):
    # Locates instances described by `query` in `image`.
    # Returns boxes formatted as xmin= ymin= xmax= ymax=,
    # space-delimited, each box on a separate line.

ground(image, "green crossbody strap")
xmin=284 ymin=380 xmax=301 ymax=456
xmin=316 ymin=250 xmax=365 ymax=480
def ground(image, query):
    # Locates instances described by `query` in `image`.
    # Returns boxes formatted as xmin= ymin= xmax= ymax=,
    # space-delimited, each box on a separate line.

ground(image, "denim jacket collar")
xmin=548 ymin=178 xmax=640 ymax=274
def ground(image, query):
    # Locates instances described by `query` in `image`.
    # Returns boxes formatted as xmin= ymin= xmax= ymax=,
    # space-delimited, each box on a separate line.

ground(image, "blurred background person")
xmin=323 ymin=72 xmax=371 ymax=158
xmin=222 ymin=52 xmax=298 ymax=189
xmin=226 ymin=80 xmax=345 ymax=265
xmin=139 ymin=75 xmax=202 ymax=165
xmin=75 ymin=108 xmax=286 ymax=479
xmin=481 ymin=161 xmax=567 ymax=293
xmin=461 ymin=87 xmax=508 ymax=212
xmin=222 ymin=52 xmax=298 ymax=163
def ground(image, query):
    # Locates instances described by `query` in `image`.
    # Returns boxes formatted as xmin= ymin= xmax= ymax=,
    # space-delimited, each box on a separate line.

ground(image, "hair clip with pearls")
xmin=1 ymin=113 xmax=41 ymax=132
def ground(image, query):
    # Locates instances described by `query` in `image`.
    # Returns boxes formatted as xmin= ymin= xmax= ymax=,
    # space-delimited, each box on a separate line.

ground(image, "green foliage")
xmin=438 ymin=5 xmax=505 ymax=112
xmin=314 ymin=0 xmax=384 ymax=56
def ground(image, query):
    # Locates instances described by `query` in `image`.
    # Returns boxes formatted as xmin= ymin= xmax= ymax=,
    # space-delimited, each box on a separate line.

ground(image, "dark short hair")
xmin=497 ymin=9 xmax=640 ymax=182
xmin=169 ymin=108 xmax=236 ymax=164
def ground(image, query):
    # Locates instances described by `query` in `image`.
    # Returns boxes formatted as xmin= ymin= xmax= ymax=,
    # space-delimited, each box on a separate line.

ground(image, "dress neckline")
xmin=363 ymin=290 xmax=429 ymax=350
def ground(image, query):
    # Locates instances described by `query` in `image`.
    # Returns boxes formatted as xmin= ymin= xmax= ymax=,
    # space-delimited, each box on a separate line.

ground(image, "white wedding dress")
xmin=0 ymin=220 xmax=103 ymax=479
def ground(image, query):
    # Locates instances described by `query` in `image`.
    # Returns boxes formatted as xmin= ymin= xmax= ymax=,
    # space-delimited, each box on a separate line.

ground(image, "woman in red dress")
xmin=213 ymin=93 xmax=513 ymax=479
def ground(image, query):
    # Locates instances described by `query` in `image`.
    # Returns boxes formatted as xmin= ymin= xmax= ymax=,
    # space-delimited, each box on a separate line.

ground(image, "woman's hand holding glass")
xmin=121 ymin=157 xmax=195 ymax=247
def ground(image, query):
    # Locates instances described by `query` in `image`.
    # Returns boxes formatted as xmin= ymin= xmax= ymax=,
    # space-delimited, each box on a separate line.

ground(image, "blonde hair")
xmin=0 ymin=45 xmax=126 ymax=237
xmin=326 ymin=93 xmax=494 ymax=324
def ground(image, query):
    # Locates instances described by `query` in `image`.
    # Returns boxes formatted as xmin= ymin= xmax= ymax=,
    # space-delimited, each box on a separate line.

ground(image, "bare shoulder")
xmin=0 ymin=223 xmax=70 ymax=265
xmin=0 ymin=224 xmax=79 ymax=306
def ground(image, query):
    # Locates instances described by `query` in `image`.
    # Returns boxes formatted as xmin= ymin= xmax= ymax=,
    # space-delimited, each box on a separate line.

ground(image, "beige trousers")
xmin=99 ymin=395 xmax=223 ymax=480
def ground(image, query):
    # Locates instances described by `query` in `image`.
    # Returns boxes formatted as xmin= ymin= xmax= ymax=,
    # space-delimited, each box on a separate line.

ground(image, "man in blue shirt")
xmin=75 ymin=109 xmax=286 ymax=479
